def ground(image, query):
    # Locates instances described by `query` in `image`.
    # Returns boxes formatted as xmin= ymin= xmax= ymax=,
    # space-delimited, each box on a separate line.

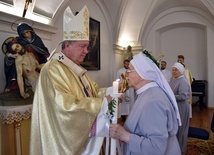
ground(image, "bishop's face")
xmin=64 ymin=41 xmax=89 ymax=65
xmin=11 ymin=43 xmax=24 ymax=53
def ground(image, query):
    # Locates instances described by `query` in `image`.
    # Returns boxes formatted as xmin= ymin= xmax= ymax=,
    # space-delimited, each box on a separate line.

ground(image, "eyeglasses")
xmin=126 ymin=69 xmax=136 ymax=73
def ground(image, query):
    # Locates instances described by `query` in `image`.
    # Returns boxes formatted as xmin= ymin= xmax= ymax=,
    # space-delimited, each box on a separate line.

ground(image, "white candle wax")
xmin=111 ymin=139 xmax=117 ymax=155
xmin=111 ymin=80 xmax=119 ymax=155
xmin=113 ymin=81 xmax=119 ymax=94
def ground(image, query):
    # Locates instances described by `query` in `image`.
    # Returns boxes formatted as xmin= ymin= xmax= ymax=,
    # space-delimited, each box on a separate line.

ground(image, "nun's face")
xmin=126 ymin=64 xmax=142 ymax=89
xmin=172 ymin=67 xmax=182 ymax=78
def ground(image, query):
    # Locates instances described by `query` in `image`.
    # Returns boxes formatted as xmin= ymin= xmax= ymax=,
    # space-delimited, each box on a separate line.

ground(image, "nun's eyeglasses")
xmin=126 ymin=69 xmax=136 ymax=73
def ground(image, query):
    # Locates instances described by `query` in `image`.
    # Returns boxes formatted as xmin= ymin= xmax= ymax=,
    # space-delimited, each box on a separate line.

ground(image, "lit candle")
xmin=113 ymin=80 xmax=119 ymax=94
xmin=111 ymin=79 xmax=119 ymax=155
xmin=112 ymin=79 xmax=119 ymax=124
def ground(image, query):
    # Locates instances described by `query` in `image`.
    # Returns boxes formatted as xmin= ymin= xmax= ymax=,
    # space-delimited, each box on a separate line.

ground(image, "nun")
xmin=109 ymin=51 xmax=182 ymax=155
xmin=170 ymin=62 xmax=191 ymax=155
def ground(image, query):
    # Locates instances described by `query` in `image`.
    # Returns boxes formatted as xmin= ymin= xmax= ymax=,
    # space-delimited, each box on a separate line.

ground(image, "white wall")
xmin=142 ymin=6 xmax=214 ymax=107
xmin=159 ymin=25 xmax=206 ymax=80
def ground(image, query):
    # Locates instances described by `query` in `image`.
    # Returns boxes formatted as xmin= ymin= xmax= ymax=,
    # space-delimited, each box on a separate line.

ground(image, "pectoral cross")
xmin=58 ymin=55 xmax=64 ymax=60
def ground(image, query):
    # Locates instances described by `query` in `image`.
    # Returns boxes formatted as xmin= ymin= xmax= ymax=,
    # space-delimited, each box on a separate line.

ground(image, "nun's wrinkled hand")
xmin=109 ymin=124 xmax=130 ymax=143
xmin=106 ymin=94 xmax=112 ymax=103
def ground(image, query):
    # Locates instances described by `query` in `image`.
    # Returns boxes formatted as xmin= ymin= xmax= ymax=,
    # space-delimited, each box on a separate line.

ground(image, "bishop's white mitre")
xmin=63 ymin=5 xmax=89 ymax=41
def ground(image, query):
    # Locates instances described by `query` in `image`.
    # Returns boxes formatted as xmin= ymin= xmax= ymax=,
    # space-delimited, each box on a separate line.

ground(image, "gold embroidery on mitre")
xmin=83 ymin=8 xmax=89 ymax=37
xmin=69 ymin=31 xmax=87 ymax=39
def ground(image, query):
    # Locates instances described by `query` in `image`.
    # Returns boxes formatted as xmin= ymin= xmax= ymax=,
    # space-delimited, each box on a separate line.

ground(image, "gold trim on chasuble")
xmin=50 ymin=52 xmax=94 ymax=97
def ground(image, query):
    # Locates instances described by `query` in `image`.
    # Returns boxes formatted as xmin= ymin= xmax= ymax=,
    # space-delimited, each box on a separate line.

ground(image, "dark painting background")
xmin=81 ymin=17 xmax=100 ymax=70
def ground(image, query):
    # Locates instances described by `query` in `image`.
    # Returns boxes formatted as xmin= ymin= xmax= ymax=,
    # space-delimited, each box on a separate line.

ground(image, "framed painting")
xmin=81 ymin=17 xmax=100 ymax=70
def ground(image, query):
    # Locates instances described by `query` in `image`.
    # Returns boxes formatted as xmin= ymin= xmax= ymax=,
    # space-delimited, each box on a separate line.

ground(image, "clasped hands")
xmin=109 ymin=124 xmax=130 ymax=143
xmin=105 ymin=94 xmax=130 ymax=144
xmin=106 ymin=82 xmax=124 ymax=103
xmin=105 ymin=83 xmax=130 ymax=143
xmin=106 ymin=94 xmax=123 ymax=104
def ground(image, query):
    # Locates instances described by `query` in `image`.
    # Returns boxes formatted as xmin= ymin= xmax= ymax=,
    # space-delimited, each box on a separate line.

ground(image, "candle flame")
xmin=116 ymin=79 xmax=120 ymax=82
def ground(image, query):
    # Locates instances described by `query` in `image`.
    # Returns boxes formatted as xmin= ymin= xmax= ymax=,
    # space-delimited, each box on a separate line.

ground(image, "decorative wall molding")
xmin=113 ymin=44 xmax=143 ymax=55
xmin=201 ymin=0 xmax=214 ymax=16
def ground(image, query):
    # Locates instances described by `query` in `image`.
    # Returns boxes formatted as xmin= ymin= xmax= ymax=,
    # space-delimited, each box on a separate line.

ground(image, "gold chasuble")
xmin=186 ymin=68 xmax=193 ymax=104
xmin=185 ymin=67 xmax=193 ymax=118
xmin=30 ymin=52 xmax=106 ymax=154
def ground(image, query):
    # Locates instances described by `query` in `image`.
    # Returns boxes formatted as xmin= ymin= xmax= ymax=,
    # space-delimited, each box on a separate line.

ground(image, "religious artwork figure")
xmin=1 ymin=23 xmax=49 ymax=93
xmin=2 ymin=37 xmax=44 ymax=98
xmin=123 ymin=45 xmax=133 ymax=61
xmin=16 ymin=23 xmax=50 ymax=64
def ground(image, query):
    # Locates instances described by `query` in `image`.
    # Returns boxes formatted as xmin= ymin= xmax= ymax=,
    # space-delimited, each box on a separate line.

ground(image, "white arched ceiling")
xmin=141 ymin=6 xmax=214 ymax=53
xmin=1 ymin=0 xmax=214 ymax=26
xmin=116 ymin=0 xmax=158 ymax=47
xmin=113 ymin=0 xmax=214 ymax=48
xmin=201 ymin=0 xmax=214 ymax=16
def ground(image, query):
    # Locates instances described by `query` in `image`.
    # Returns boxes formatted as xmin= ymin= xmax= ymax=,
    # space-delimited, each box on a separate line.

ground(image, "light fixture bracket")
xmin=22 ymin=0 xmax=32 ymax=18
